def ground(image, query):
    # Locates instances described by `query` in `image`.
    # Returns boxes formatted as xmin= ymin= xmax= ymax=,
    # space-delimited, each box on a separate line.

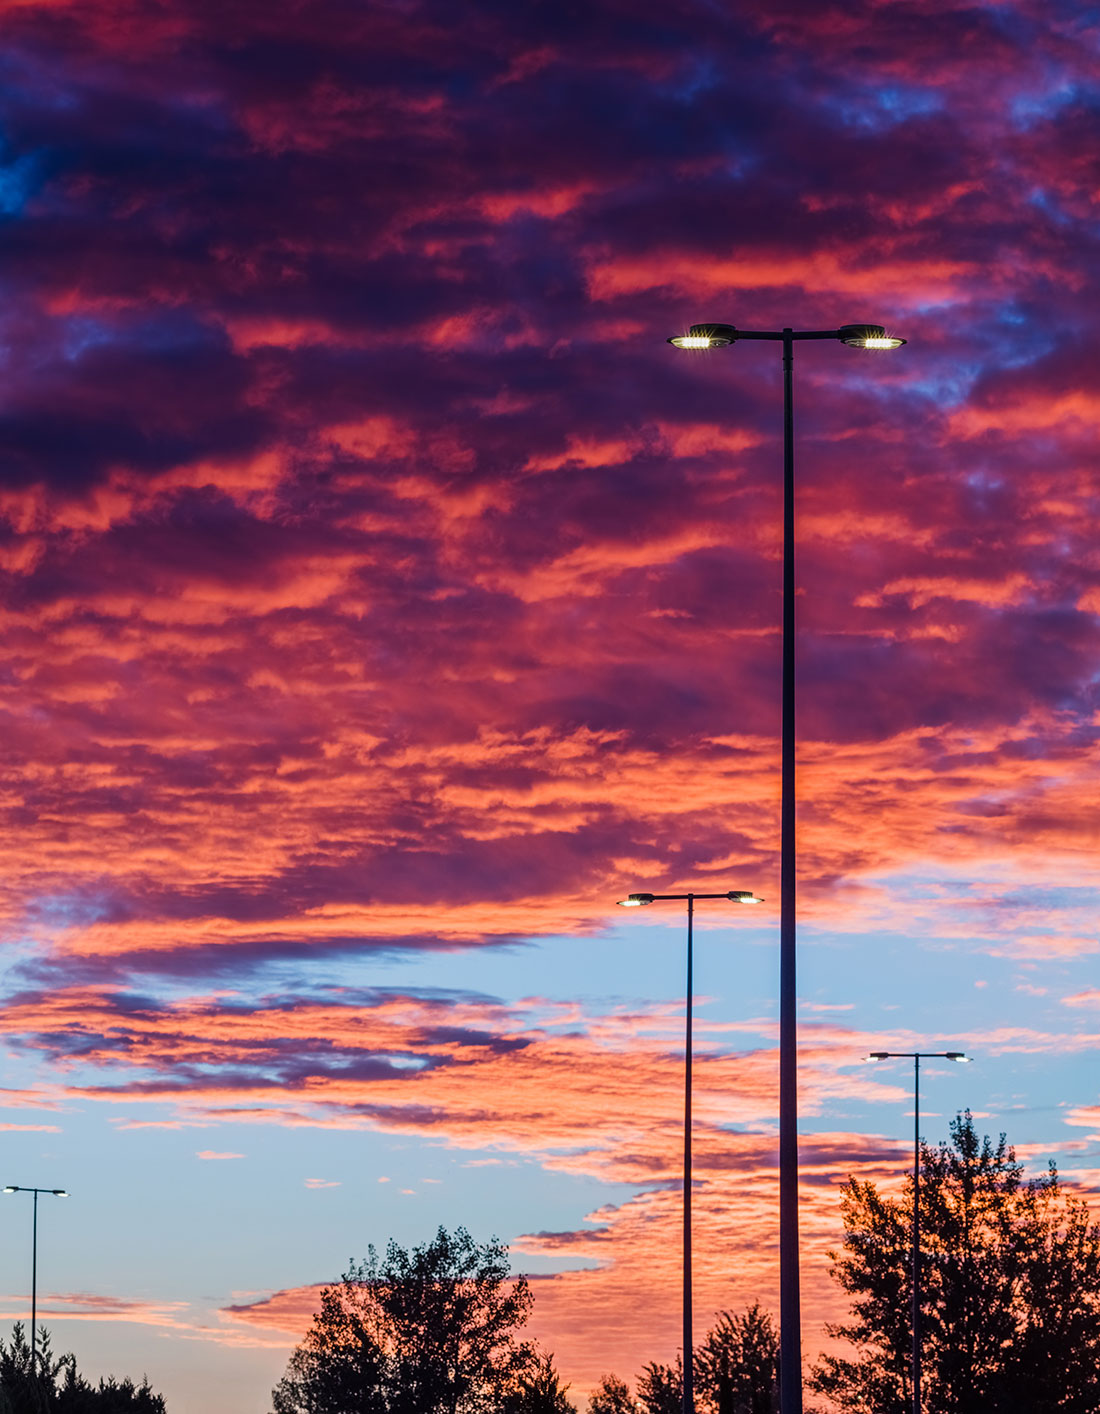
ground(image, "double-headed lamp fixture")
xmin=618 ymin=890 xmax=764 ymax=907
xmin=669 ymin=323 xmax=905 ymax=352
xmin=865 ymin=1052 xmax=970 ymax=1063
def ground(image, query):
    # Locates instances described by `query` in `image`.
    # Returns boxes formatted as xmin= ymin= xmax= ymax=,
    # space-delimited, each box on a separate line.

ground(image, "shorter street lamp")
xmin=3 ymin=1185 xmax=69 ymax=1372
xmin=617 ymin=889 xmax=763 ymax=1414
xmin=865 ymin=1051 xmax=971 ymax=1414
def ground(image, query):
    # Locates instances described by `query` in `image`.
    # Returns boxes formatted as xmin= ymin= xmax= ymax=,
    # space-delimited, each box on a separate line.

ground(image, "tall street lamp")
xmin=3 ymin=1184 xmax=69 ymax=1372
xmin=865 ymin=1050 xmax=971 ymax=1414
xmin=668 ymin=320 xmax=905 ymax=1414
xmin=618 ymin=888 xmax=763 ymax=1414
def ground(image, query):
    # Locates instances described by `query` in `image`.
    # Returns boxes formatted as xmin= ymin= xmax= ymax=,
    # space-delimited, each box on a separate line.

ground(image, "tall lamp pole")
xmin=618 ymin=889 xmax=763 ymax=1414
xmin=865 ymin=1050 xmax=971 ymax=1414
xmin=668 ymin=320 xmax=905 ymax=1414
xmin=3 ymin=1184 xmax=69 ymax=1372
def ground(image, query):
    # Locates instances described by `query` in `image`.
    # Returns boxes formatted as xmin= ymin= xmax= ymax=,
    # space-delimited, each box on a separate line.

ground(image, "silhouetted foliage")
xmin=595 ymin=1305 xmax=777 ymax=1414
xmin=810 ymin=1111 xmax=1100 ymax=1414
xmin=272 ymin=1226 xmax=537 ymax=1414
xmin=587 ymin=1374 xmax=636 ymax=1414
xmin=57 ymin=1370 xmax=166 ymax=1414
xmin=500 ymin=1350 xmax=575 ymax=1414
xmin=634 ymin=1358 xmax=680 ymax=1414
xmin=272 ymin=1276 xmax=389 ymax=1414
xmin=0 ymin=1325 xmax=58 ymax=1414
xmin=694 ymin=1304 xmax=778 ymax=1414
xmin=0 ymin=1326 xmax=164 ymax=1414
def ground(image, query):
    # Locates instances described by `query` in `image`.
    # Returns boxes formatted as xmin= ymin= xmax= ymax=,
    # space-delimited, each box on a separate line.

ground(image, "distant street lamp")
xmin=3 ymin=1185 xmax=69 ymax=1371
xmin=617 ymin=889 xmax=763 ymax=1414
xmin=668 ymin=320 xmax=905 ymax=1414
xmin=865 ymin=1050 xmax=971 ymax=1414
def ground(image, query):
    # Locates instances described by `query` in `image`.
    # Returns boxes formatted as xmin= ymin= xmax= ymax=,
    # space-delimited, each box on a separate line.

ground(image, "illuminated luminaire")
xmin=669 ymin=322 xmax=905 ymax=352
xmin=668 ymin=323 xmax=737 ymax=350
xmin=865 ymin=1050 xmax=970 ymax=1063
xmin=837 ymin=323 xmax=906 ymax=350
xmin=617 ymin=890 xmax=763 ymax=906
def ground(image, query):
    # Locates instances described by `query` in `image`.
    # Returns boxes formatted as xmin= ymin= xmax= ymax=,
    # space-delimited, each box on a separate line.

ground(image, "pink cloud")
xmin=0 ymin=1292 xmax=191 ymax=1329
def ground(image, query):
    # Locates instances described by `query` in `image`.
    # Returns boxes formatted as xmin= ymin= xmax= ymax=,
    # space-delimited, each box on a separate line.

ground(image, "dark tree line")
xmin=0 ymin=1325 xmax=165 ymax=1414
xmin=590 ymin=1304 xmax=778 ymax=1414
xmin=271 ymin=1227 xmax=777 ymax=1414
xmin=810 ymin=1111 xmax=1100 ymax=1414
xmin=274 ymin=1119 xmax=1100 ymax=1414
xmin=272 ymin=1226 xmax=570 ymax=1414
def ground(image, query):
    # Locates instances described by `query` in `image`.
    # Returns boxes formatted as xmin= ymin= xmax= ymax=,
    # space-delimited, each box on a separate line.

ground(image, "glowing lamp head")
xmin=53 ymin=1189 xmax=69 ymax=1196
xmin=618 ymin=893 xmax=655 ymax=907
xmin=945 ymin=1052 xmax=970 ymax=1062
xmin=2 ymin=1186 xmax=16 ymax=1194
xmin=866 ymin=1052 xmax=890 ymax=1062
xmin=728 ymin=890 xmax=764 ymax=903
xmin=668 ymin=323 xmax=737 ymax=350
xmin=838 ymin=323 xmax=905 ymax=350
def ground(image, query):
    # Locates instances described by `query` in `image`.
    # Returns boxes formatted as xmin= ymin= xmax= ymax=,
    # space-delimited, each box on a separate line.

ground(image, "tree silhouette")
xmin=587 ymin=1374 xmax=636 ymax=1414
xmin=272 ymin=1276 xmax=389 ymax=1414
xmin=0 ymin=1325 xmax=164 ymax=1414
xmin=810 ymin=1111 xmax=1100 ymax=1414
xmin=694 ymin=1304 xmax=777 ymax=1414
xmin=635 ymin=1358 xmax=680 ymax=1414
xmin=594 ymin=1306 xmax=778 ymax=1414
xmin=501 ymin=1350 xmax=575 ymax=1414
xmin=272 ymin=1226 xmax=537 ymax=1414
xmin=56 ymin=1370 xmax=166 ymax=1414
xmin=0 ymin=1324 xmax=59 ymax=1414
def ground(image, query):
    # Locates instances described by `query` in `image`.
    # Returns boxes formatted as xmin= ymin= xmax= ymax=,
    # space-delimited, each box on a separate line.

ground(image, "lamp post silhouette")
xmin=865 ymin=1050 xmax=971 ymax=1414
xmin=667 ymin=320 xmax=905 ymax=1414
xmin=3 ymin=1185 xmax=69 ymax=1371
xmin=617 ymin=888 xmax=763 ymax=1414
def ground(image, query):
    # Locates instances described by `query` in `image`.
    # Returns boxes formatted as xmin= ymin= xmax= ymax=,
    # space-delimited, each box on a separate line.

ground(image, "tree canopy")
xmin=634 ymin=1359 xmax=680 ymax=1414
xmin=272 ymin=1226 xmax=539 ymax=1414
xmin=694 ymin=1304 xmax=778 ymax=1414
xmin=499 ymin=1351 xmax=575 ymax=1414
xmin=810 ymin=1111 xmax=1100 ymax=1414
xmin=0 ymin=1325 xmax=165 ymax=1414
xmin=591 ymin=1305 xmax=777 ymax=1414
xmin=587 ymin=1375 xmax=636 ymax=1414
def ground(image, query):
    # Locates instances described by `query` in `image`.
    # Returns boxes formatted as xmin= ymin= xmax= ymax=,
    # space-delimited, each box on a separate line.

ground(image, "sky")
xmin=0 ymin=0 xmax=1099 ymax=1408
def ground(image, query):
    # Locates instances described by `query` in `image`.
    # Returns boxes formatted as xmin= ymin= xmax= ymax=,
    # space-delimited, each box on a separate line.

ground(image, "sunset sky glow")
xmin=2 ymin=0 xmax=1100 ymax=1409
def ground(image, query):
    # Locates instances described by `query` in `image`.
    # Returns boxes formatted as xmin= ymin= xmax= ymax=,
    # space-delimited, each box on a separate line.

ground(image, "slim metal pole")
xmin=779 ymin=331 xmax=801 ymax=1414
xmin=913 ymin=1056 xmax=921 ymax=1414
xmin=683 ymin=895 xmax=694 ymax=1414
xmin=31 ymin=1188 xmax=38 ymax=1373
